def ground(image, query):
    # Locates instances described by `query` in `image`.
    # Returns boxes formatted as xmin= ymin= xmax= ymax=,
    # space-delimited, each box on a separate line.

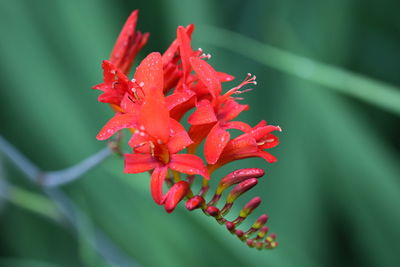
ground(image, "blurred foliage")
xmin=1 ymin=0 xmax=400 ymax=267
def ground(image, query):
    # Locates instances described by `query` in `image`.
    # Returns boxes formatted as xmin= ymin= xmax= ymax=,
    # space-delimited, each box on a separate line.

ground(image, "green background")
xmin=1 ymin=0 xmax=400 ymax=266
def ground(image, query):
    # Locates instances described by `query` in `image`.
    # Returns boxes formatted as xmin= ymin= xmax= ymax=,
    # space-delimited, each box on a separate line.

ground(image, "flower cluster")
xmin=93 ymin=10 xmax=281 ymax=250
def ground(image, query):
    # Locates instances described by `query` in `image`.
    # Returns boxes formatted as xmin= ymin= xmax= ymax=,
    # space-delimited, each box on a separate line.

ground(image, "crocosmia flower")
xmin=93 ymin=10 xmax=281 ymax=250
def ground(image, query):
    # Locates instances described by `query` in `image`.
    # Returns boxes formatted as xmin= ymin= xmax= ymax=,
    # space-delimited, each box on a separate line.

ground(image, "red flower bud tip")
xmin=110 ymin=10 xmax=149 ymax=74
xmin=226 ymin=178 xmax=258 ymax=204
xmin=266 ymin=233 xmax=277 ymax=243
xmin=255 ymin=226 xmax=269 ymax=239
xmin=265 ymin=239 xmax=278 ymax=249
xmin=235 ymin=229 xmax=244 ymax=237
xmin=225 ymin=221 xmax=235 ymax=232
xmin=216 ymin=168 xmax=265 ymax=195
xmin=246 ymin=239 xmax=255 ymax=247
xmin=239 ymin=196 xmax=262 ymax=218
xmin=268 ymin=241 xmax=278 ymax=249
xmin=163 ymin=181 xmax=190 ymax=213
xmin=185 ymin=195 xmax=205 ymax=211
xmin=251 ymin=214 xmax=269 ymax=229
xmin=205 ymin=206 xmax=220 ymax=217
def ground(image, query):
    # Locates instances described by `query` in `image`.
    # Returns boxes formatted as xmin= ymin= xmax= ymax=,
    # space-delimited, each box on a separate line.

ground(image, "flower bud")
xmin=239 ymin=197 xmax=262 ymax=218
xmin=251 ymin=214 xmax=268 ymax=229
xmin=246 ymin=239 xmax=255 ymax=247
xmin=266 ymin=233 xmax=277 ymax=243
xmin=255 ymin=226 xmax=269 ymax=239
xmin=226 ymin=178 xmax=258 ymax=204
xmin=235 ymin=229 xmax=244 ymax=237
xmin=225 ymin=221 xmax=235 ymax=232
xmin=205 ymin=206 xmax=220 ymax=217
xmin=185 ymin=195 xmax=205 ymax=211
xmin=163 ymin=181 xmax=190 ymax=213
xmin=216 ymin=168 xmax=264 ymax=195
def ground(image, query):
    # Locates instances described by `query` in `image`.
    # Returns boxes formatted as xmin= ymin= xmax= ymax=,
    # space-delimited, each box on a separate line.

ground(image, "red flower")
xmin=96 ymin=52 xmax=209 ymax=208
xmin=187 ymin=56 xmax=258 ymax=164
xmin=109 ymin=10 xmax=149 ymax=75
xmin=93 ymin=11 xmax=281 ymax=250
xmin=209 ymin=120 xmax=281 ymax=172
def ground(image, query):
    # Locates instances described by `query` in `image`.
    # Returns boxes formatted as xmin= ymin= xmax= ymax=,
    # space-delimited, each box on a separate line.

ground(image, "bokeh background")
xmin=1 ymin=0 xmax=400 ymax=266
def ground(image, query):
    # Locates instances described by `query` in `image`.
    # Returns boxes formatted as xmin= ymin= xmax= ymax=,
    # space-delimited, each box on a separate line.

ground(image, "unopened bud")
xmin=225 ymin=221 xmax=235 ymax=232
xmin=235 ymin=229 xmax=244 ymax=237
xmin=163 ymin=181 xmax=190 ymax=213
xmin=255 ymin=226 xmax=269 ymax=239
xmin=205 ymin=206 xmax=220 ymax=217
xmin=251 ymin=214 xmax=269 ymax=229
xmin=226 ymin=178 xmax=258 ymax=204
xmin=186 ymin=195 xmax=205 ymax=211
xmin=216 ymin=168 xmax=264 ymax=195
xmin=239 ymin=197 xmax=262 ymax=218
xmin=255 ymin=241 xmax=264 ymax=250
xmin=246 ymin=239 xmax=254 ymax=247
xmin=266 ymin=233 xmax=277 ymax=243
xmin=269 ymin=241 xmax=278 ymax=248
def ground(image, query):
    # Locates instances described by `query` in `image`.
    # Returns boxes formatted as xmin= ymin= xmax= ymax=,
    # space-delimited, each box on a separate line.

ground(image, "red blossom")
xmin=209 ymin=121 xmax=281 ymax=172
xmin=110 ymin=10 xmax=149 ymax=75
xmin=93 ymin=10 xmax=281 ymax=250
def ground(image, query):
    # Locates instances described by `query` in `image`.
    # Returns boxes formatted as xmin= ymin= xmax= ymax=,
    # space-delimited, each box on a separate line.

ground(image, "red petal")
xmin=94 ymin=60 xmax=131 ymax=105
xmin=168 ymin=91 xmax=196 ymax=122
xmin=150 ymin=166 xmax=168 ymax=205
xmin=120 ymin=93 xmax=141 ymax=114
xmin=256 ymin=151 xmax=278 ymax=163
xmin=110 ymin=10 xmax=139 ymax=63
xmin=168 ymin=119 xmax=193 ymax=154
xmin=254 ymin=120 xmax=267 ymax=128
xmin=162 ymin=24 xmax=194 ymax=64
xmin=163 ymin=181 xmax=190 ymax=213
xmin=204 ymin=123 xmax=231 ymax=164
xmin=190 ymin=57 xmax=222 ymax=97
xmin=218 ymin=99 xmax=249 ymax=122
xmin=162 ymin=39 xmax=179 ymax=64
xmin=110 ymin=10 xmax=149 ymax=74
xmin=139 ymin=89 xmax=170 ymax=143
xmin=188 ymin=99 xmax=217 ymax=125
xmin=124 ymin=153 xmax=159 ymax=173
xmin=187 ymin=124 xmax=214 ymax=154
xmin=134 ymin=52 xmax=163 ymax=96
xmin=251 ymin=125 xmax=282 ymax=140
xmin=169 ymin=154 xmax=209 ymax=179
xmin=166 ymin=89 xmax=195 ymax=111
xmin=224 ymin=121 xmax=252 ymax=132
xmin=96 ymin=113 xmax=138 ymax=140
xmin=168 ymin=130 xmax=193 ymax=154
xmin=177 ymin=26 xmax=193 ymax=79
xmin=218 ymin=72 xmax=235 ymax=82
xmin=260 ymin=134 xmax=279 ymax=149
xmin=128 ymin=132 xmax=151 ymax=153
xmin=118 ymin=32 xmax=150 ymax=75
xmin=98 ymin=60 xmax=117 ymax=87
xmin=223 ymin=134 xmax=258 ymax=156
